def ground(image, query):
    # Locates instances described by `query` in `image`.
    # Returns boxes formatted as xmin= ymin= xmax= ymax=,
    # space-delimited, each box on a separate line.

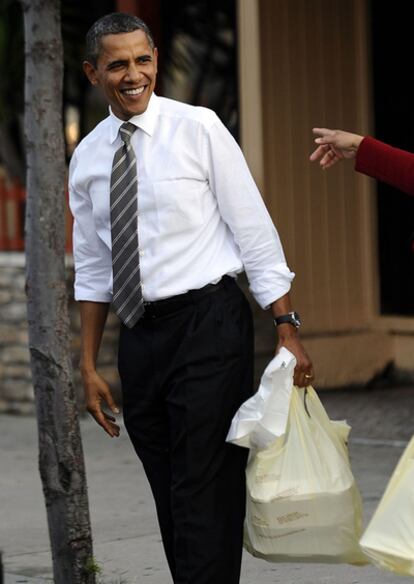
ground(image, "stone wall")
xmin=0 ymin=253 xmax=31 ymax=411
xmin=0 ymin=252 xmax=121 ymax=413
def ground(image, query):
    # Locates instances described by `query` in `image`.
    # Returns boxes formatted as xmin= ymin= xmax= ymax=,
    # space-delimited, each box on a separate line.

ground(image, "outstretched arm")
xmin=309 ymin=128 xmax=363 ymax=169
xmin=310 ymin=128 xmax=414 ymax=196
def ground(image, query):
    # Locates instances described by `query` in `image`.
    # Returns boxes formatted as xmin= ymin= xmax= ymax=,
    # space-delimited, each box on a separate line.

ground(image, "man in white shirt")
xmin=70 ymin=12 xmax=313 ymax=584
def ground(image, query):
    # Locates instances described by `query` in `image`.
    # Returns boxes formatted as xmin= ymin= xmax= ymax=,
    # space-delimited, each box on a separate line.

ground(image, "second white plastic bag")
xmin=359 ymin=435 xmax=414 ymax=576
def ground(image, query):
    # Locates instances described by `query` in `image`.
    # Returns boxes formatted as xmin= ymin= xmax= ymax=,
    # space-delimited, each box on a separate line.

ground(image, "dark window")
xmin=371 ymin=1 xmax=414 ymax=315
xmin=160 ymin=0 xmax=238 ymax=139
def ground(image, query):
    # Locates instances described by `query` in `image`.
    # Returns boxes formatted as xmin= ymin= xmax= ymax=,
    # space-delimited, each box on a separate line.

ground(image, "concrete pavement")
xmin=1 ymin=384 xmax=414 ymax=583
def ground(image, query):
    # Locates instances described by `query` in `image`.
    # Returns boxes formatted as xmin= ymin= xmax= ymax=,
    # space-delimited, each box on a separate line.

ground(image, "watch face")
xmin=292 ymin=312 xmax=301 ymax=327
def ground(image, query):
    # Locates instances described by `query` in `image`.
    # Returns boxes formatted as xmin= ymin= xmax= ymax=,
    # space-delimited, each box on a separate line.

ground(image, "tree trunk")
xmin=20 ymin=1 xmax=95 ymax=582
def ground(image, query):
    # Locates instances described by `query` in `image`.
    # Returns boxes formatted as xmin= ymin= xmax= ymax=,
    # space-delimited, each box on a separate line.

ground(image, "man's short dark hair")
xmin=85 ymin=12 xmax=155 ymax=66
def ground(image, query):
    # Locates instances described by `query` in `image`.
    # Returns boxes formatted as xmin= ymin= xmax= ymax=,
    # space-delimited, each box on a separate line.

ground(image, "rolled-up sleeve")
xmin=204 ymin=116 xmax=295 ymax=309
xmin=68 ymin=151 xmax=113 ymax=303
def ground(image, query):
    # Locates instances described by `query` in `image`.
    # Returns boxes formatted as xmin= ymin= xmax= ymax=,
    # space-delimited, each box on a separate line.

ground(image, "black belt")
xmin=141 ymin=275 xmax=236 ymax=319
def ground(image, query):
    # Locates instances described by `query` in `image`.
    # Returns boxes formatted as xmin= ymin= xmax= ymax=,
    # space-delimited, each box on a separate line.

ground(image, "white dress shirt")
xmin=69 ymin=94 xmax=294 ymax=309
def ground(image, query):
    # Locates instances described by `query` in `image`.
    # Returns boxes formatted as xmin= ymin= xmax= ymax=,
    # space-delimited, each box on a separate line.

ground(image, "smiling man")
xmin=69 ymin=12 xmax=313 ymax=584
xmin=83 ymin=20 xmax=156 ymax=119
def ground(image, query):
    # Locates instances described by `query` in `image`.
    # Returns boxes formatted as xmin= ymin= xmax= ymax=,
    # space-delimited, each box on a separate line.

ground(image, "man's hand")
xmin=82 ymin=369 xmax=120 ymax=437
xmin=276 ymin=324 xmax=314 ymax=388
xmin=78 ymin=301 xmax=117 ymax=436
xmin=310 ymin=127 xmax=364 ymax=169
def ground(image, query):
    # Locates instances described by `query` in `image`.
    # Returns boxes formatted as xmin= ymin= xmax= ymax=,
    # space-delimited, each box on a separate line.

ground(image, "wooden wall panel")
xmin=259 ymin=0 xmax=373 ymax=333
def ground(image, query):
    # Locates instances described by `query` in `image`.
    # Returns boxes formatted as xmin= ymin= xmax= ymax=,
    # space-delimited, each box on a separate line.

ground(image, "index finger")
xmin=88 ymin=406 xmax=118 ymax=437
xmin=312 ymin=127 xmax=333 ymax=137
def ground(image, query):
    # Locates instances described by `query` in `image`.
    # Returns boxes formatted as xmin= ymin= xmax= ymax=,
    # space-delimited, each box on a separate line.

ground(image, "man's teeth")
xmin=124 ymin=87 xmax=145 ymax=96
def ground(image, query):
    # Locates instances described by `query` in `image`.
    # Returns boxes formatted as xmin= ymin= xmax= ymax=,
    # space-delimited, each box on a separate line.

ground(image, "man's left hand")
xmin=276 ymin=324 xmax=314 ymax=387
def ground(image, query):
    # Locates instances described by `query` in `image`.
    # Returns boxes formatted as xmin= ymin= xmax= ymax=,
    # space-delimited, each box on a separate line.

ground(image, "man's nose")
xmin=125 ymin=62 xmax=142 ymax=82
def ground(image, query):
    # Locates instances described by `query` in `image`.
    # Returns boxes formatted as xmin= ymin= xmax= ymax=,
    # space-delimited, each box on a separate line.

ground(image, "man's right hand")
xmin=78 ymin=301 xmax=118 ymax=436
xmin=82 ymin=369 xmax=120 ymax=437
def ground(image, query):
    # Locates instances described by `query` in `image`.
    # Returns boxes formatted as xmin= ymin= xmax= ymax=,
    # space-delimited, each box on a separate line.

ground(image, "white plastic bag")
xmin=360 ymin=435 xmax=414 ymax=575
xmin=226 ymin=347 xmax=296 ymax=449
xmin=244 ymin=386 xmax=366 ymax=565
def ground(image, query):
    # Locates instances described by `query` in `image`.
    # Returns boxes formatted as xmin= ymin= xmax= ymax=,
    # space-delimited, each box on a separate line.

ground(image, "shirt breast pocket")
xmin=152 ymin=178 xmax=206 ymax=235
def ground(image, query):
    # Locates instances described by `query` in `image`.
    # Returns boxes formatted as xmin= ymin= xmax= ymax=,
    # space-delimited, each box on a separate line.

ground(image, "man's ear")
xmin=83 ymin=61 xmax=99 ymax=86
xmin=153 ymin=47 xmax=158 ymax=75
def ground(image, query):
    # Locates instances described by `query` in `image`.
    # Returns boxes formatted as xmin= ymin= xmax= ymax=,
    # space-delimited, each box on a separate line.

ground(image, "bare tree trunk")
xmin=20 ymin=1 xmax=95 ymax=582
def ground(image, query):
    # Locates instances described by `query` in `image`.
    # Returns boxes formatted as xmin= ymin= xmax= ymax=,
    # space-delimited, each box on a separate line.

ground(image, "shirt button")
xmin=139 ymin=249 xmax=144 ymax=257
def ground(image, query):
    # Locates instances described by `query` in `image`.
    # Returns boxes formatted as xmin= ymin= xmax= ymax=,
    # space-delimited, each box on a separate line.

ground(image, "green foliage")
xmin=85 ymin=555 xmax=103 ymax=575
xmin=0 ymin=0 xmax=112 ymax=173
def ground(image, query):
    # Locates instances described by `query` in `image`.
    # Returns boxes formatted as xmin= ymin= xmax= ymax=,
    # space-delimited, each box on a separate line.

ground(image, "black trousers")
xmin=118 ymin=277 xmax=254 ymax=584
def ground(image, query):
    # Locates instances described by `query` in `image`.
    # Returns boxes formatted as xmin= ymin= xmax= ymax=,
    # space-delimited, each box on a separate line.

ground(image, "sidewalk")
xmin=1 ymin=384 xmax=414 ymax=583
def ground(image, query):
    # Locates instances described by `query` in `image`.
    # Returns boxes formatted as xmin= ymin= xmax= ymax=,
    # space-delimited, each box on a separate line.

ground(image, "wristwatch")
xmin=273 ymin=311 xmax=301 ymax=329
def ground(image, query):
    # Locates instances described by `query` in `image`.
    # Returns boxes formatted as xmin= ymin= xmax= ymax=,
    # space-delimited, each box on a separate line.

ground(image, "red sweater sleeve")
xmin=355 ymin=136 xmax=414 ymax=196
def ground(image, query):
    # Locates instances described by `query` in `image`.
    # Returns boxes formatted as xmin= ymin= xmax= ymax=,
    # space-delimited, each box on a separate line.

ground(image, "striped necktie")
xmin=110 ymin=122 xmax=144 ymax=328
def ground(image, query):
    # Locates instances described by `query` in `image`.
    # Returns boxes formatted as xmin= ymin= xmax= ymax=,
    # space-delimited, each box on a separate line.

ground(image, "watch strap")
xmin=273 ymin=311 xmax=301 ymax=328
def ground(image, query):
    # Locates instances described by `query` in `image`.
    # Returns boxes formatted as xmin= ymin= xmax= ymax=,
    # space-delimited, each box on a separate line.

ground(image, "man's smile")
xmin=121 ymin=86 xmax=147 ymax=97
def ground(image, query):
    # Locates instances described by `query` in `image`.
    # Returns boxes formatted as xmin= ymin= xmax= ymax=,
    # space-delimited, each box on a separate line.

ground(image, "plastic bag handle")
xmin=303 ymin=388 xmax=311 ymax=418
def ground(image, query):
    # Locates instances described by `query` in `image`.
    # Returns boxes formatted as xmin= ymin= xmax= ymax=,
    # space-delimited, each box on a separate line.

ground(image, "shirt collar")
xmin=109 ymin=93 xmax=159 ymax=143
